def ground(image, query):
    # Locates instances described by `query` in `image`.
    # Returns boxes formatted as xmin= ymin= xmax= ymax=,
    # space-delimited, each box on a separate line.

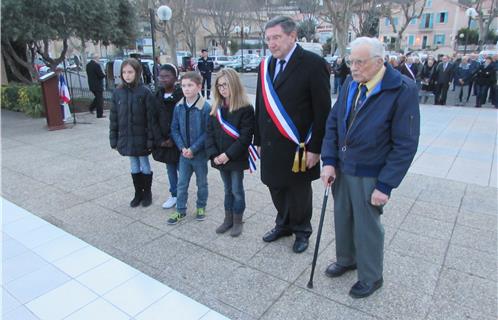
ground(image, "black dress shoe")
xmin=292 ymin=237 xmax=308 ymax=253
xmin=262 ymin=228 xmax=292 ymax=242
xmin=349 ymin=277 xmax=383 ymax=298
xmin=97 ymin=115 xmax=106 ymax=118
xmin=325 ymin=262 xmax=357 ymax=278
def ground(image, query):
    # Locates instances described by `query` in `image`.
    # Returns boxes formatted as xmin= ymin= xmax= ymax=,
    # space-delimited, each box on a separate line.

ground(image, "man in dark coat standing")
xmin=254 ymin=16 xmax=331 ymax=253
xmin=321 ymin=37 xmax=420 ymax=298
xmin=434 ymin=55 xmax=453 ymax=105
xmin=197 ymin=49 xmax=214 ymax=99
xmin=86 ymin=53 xmax=106 ymax=118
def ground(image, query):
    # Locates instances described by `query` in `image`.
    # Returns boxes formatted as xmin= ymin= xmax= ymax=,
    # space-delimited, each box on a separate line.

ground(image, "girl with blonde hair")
xmin=205 ymin=68 xmax=255 ymax=236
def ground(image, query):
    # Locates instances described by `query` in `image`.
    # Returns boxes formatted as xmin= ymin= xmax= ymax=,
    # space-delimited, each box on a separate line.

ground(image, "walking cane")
xmin=307 ymin=180 xmax=332 ymax=289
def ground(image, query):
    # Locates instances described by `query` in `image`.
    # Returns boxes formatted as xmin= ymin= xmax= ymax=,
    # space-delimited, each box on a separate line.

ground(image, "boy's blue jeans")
xmin=219 ymin=170 xmax=245 ymax=215
xmin=176 ymin=155 xmax=208 ymax=214
xmin=129 ymin=156 xmax=151 ymax=174
xmin=166 ymin=163 xmax=178 ymax=197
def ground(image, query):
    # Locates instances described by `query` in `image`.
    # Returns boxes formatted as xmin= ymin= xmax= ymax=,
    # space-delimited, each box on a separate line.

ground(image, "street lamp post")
xmin=150 ymin=5 xmax=172 ymax=80
xmin=234 ymin=24 xmax=250 ymax=71
xmin=464 ymin=7 xmax=478 ymax=55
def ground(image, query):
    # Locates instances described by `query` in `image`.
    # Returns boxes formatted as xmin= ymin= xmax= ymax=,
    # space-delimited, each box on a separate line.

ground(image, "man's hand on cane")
xmin=320 ymin=165 xmax=336 ymax=187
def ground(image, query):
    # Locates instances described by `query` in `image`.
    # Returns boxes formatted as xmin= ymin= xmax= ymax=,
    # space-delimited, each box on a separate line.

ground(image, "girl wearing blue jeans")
xmin=205 ymin=69 xmax=255 ymax=237
xmin=150 ymin=64 xmax=184 ymax=209
xmin=110 ymin=58 xmax=155 ymax=207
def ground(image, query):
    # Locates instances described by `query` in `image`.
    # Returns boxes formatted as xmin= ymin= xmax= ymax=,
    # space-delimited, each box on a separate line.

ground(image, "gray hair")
xmin=265 ymin=16 xmax=297 ymax=34
xmin=349 ymin=37 xmax=385 ymax=59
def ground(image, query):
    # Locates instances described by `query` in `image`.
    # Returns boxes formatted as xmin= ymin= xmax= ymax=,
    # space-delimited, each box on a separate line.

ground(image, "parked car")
xmin=242 ymin=57 xmax=262 ymax=73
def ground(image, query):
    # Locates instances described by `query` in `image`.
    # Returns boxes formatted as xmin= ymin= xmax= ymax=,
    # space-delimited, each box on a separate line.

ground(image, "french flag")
xmin=58 ymin=75 xmax=71 ymax=103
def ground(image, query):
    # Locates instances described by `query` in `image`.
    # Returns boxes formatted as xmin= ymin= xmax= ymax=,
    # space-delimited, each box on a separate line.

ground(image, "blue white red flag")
xmin=58 ymin=75 xmax=71 ymax=103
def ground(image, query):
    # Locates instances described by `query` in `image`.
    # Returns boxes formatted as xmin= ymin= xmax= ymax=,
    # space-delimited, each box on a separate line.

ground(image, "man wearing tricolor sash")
xmin=254 ymin=16 xmax=331 ymax=254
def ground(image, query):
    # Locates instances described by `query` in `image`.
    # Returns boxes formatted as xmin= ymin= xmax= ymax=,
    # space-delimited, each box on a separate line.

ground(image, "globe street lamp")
xmin=464 ymin=7 xmax=478 ymax=55
xmin=150 ymin=5 xmax=172 ymax=80
xmin=234 ymin=25 xmax=250 ymax=71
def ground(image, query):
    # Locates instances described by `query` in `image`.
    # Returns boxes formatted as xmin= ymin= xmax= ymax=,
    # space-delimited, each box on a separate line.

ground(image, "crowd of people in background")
xmin=330 ymin=51 xmax=498 ymax=109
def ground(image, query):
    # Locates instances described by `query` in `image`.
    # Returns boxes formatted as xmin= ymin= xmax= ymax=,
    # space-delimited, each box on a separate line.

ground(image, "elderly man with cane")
xmin=320 ymin=37 xmax=420 ymax=298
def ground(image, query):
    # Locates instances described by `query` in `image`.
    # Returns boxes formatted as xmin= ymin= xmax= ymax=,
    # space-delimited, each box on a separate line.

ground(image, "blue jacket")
xmin=171 ymin=94 xmax=211 ymax=158
xmin=453 ymin=64 xmax=473 ymax=86
xmin=321 ymin=64 xmax=420 ymax=196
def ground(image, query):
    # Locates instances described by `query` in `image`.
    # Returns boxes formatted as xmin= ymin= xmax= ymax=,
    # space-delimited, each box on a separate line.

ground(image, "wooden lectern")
xmin=40 ymin=72 xmax=65 ymax=130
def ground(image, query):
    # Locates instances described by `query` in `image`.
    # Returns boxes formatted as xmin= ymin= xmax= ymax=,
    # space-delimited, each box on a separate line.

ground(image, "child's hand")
xmin=182 ymin=148 xmax=194 ymax=159
xmin=215 ymin=153 xmax=229 ymax=165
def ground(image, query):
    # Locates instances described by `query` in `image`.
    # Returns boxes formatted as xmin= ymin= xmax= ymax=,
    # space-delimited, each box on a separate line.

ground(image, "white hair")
xmin=349 ymin=37 xmax=385 ymax=59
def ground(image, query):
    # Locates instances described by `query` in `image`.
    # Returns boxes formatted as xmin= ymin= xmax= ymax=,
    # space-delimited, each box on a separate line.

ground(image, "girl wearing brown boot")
xmin=206 ymin=68 xmax=255 ymax=237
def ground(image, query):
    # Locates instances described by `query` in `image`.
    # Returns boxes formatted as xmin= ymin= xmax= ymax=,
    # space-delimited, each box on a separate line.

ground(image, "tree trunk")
xmin=1 ymin=39 xmax=35 ymax=83
xmin=336 ymin=25 xmax=349 ymax=56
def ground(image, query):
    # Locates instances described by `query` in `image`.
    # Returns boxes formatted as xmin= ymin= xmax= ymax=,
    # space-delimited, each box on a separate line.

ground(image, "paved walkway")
xmin=2 ymin=198 xmax=228 ymax=320
xmin=1 ymin=101 xmax=497 ymax=320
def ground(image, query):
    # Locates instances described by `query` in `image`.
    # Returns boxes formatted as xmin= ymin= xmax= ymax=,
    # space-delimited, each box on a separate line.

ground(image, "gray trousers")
xmin=332 ymin=171 xmax=384 ymax=284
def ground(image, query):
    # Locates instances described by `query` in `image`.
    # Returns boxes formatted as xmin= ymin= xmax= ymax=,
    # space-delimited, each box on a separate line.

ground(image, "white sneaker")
xmin=162 ymin=196 xmax=177 ymax=209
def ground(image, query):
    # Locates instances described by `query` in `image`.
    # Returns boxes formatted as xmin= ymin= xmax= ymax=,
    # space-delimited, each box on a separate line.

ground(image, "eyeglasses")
xmin=264 ymin=35 xmax=283 ymax=44
xmin=216 ymin=82 xmax=229 ymax=89
xmin=349 ymin=56 xmax=379 ymax=67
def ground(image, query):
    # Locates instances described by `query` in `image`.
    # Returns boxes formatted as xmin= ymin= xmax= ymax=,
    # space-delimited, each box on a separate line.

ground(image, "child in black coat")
xmin=205 ymin=68 xmax=255 ymax=237
xmin=150 ymin=64 xmax=184 ymax=209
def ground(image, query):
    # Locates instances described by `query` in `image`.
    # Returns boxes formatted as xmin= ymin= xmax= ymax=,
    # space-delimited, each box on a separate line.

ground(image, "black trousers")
xmin=90 ymin=89 xmax=104 ymax=117
xmin=201 ymin=75 xmax=211 ymax=98
xmin=435 ymin=83 xmax=449 ymax=105
xmin=268 ymin=181 xmax=313 ymax=238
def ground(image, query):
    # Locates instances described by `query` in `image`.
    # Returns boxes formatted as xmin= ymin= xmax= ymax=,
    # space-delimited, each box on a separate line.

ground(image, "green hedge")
xmin=1 ymin=84 xmax=44 ymax=117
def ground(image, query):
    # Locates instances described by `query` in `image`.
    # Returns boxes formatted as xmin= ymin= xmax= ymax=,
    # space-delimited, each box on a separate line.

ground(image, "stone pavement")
xmin=1 ymin=102 xmax=497 ymax=320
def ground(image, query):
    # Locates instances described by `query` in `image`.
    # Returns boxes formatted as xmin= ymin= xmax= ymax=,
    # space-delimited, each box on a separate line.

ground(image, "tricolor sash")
xmin=216 ymin=108 xmax=259 ymax=173
xmin=259 ymin=57 xmax=312 ymax=172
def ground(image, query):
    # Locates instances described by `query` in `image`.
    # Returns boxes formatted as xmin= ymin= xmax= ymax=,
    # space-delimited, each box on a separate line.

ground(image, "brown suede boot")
xmin=216 ymin=211 xmax=233 ymax=234
xmin=230 ymin=214 xmax=243 ymax=237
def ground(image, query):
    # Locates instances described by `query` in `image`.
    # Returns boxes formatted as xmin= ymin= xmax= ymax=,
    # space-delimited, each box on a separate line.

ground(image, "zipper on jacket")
xmin=409 ymin=115 xmax=414 ymax=136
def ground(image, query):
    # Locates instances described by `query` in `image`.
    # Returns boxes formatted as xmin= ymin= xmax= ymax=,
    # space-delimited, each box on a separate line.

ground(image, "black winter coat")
xmin=86 ymin=60 xmax=105 ymax=92
xmin=476 ymin=64 xmax=497 ymax=86
xmin=109 ymin=85 xmax=154 ymax=156
xmin=205 ymin=105 xmax=255 ymax=171
xmin=255 ymin=45 xmax=331 ymax=187
xmin=150 ymin=86 xmax=183 ymax=163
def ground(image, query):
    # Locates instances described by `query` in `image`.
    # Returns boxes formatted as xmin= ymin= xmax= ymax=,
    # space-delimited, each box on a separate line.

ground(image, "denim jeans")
xmin=176 ymin=155 xmax=208 ymax=214
xmin=129 ymin=156 xmax=151 ymax=174
xmin=166 ymin=163 xmax=178 ymax=197
xmin=333 ymin=76 xmax=339 ymax=94
xmin=219 ymin=170 xmax=245 ymax=215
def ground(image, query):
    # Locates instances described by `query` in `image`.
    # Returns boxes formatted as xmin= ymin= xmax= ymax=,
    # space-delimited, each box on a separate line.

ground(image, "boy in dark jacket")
xmin=169 ymin=72 xmax=211 ymax=224
xmin=151 ymin=64 xmax=184 ymax=209
xmin=205 ymin=68 xmax=255 ymax=237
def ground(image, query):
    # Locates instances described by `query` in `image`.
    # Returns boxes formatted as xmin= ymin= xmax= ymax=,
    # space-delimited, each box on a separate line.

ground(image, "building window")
xmin=434 ymin=34 xmax=445 ymax=45
xmin=438 ymin=12 xmax=448 ymax=23
xmin=426 ymin=0 xmax=432 ymax=8
xmin=420 ymin=13 xmax=433 ymax=29
xmin=385 ymin=18 xmax=390 ymax=26
xmin=408 ymin=35 xmax=415 ymax=46
xmin=393 ymin=17 xmax=399 ymax=26
xmin=410 ymin=18 xmax=417 ymax=25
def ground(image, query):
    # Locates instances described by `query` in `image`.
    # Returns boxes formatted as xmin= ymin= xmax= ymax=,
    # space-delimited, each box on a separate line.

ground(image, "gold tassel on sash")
xmin=300 ymin=143 xmax=307 ymax=172
xmin=292 ymin=143 xmax=308 ymax=173
xmin=292 ymin=147 xmax=300 ymax=173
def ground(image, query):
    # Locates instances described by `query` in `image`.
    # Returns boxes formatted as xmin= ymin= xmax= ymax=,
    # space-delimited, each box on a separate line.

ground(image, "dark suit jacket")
xmin=435 ymin=62 xmax=453 ymax=85
xmin=254 ymin=45 xmax=331 ymax=187
xmin=86 ymin=60 xmax=105 ymax=92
